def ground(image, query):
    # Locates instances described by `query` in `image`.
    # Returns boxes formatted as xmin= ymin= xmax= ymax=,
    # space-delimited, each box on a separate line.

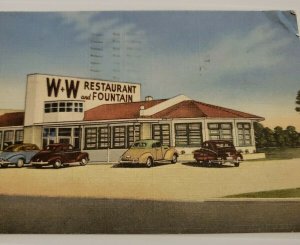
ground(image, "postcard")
xmin=0 ymin=9 xmax=299 ymax=234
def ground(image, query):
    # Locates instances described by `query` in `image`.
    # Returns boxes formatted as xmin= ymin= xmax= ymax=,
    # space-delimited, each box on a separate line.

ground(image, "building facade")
xmin=0 ymin=74 xmax=264 ymax=162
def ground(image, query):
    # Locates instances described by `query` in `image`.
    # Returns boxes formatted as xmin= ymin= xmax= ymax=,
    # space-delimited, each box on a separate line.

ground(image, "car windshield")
xmin=130 ymin=142 xmax=148 ymax=148
xmin=45 ymin=145 xmax=61 ymax=152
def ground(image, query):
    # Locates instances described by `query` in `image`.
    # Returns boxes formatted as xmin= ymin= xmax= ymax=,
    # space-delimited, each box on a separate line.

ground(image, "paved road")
xmin=1 ymin=158 xmax=300 ymax=233
xmin=0 ymin=158 xmax=300 ymax=201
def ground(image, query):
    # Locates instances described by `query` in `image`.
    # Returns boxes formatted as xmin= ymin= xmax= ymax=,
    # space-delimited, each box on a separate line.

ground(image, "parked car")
xmin=31 ymin=143 xmax=89 ymax=169
xmin=193 ymin=140 xmax=243 ymax=167
xmin=0 ymin=143 xmax=40 ymax=168
xmin=119 ymin=139 xmax=178 ymax=168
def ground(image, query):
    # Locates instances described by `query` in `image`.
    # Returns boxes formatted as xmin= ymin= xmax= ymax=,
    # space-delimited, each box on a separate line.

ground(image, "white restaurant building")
xmin=0 ymin=74 xmax=264 ymax=162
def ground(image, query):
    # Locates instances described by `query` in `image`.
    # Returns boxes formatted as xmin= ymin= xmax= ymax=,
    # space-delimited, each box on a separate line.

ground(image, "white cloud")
xmin=57 ymin=12 xmax=146 ymax=43
xmin=198 ymin=23 xmax=292 ymax=82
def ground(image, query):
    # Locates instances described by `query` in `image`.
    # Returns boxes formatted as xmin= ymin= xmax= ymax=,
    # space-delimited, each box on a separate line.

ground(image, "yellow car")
xmin=119 ymin=139 xmax=178 ymax=168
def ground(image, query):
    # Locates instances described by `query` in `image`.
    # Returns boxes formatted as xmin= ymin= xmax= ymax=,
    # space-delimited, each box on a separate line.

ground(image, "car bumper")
xmin=0 ymin=160 xmax=12 ymax=165
xmin=119 ymin=159 xmax=139 ymax=164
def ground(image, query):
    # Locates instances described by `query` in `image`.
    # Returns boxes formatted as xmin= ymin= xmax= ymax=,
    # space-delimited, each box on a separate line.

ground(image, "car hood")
xmin=121 ymin=148 xmax=148 ymax=159
xmin=0 ymin=151 xmax=18 ymax=160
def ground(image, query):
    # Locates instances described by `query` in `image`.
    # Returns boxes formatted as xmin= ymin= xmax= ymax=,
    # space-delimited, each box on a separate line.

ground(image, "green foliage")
xmin=225 ymin=188 xmax=300 ymax=198
xmin=254 ymin=122 xmax=300 ymax=148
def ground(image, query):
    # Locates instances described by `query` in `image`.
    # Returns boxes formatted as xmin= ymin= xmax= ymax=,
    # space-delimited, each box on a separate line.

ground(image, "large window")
xmin=3 ymin=130 xmax=14 ymax=148
xmin=127 ymin=125 xmax=140 ymax=147
xmin=113 ymin=126 xmax=126 ymax=148
xmin=237 ymin=123 xmax=252 ymax=146
xmin=98 ymin=127 xmax=110 ymax=149
xmin=15 ymin=130 xmax=24 ymax=144
xmin=208 ymin=123 xmax=233 ymax=141
xmin=152 ymin=124 xmax=170 ymax=146
xmin=85 ymin=127 xmax=97 ymax=149
xmin=175 ymin=123 xmax=202 ymax=147
xmin=44 ymin=101 xmax=83 ymax=113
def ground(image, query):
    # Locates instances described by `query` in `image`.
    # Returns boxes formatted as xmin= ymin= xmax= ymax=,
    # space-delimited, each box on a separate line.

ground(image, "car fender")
xmin=6 ymin=153 xmax=26 ymax=164
xmin=76 ymin=152 xmax=89 ymax=161
xmin=139 ymin=152 xmax=154 ymax=164
xmin=164 ymin=148 xmax=178 ymax=160
xmin=48 ymin=155 xmax=64 ymax=164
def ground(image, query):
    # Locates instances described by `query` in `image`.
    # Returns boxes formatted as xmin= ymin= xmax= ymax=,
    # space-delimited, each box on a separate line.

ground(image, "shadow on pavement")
xmin=0 ymin=195 xmax=299 ymax=234
xmin=181 ymin=162 xmax=234 ymax=168
xmin=112 ymin=162 xmax=174 ymax=168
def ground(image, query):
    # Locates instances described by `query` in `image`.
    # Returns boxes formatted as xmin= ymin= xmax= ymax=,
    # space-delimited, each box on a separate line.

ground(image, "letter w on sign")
xmin=65 ymin=80 xmax=80 ymax=99
xmin=47 ymin=78 xmax=61 ymax=97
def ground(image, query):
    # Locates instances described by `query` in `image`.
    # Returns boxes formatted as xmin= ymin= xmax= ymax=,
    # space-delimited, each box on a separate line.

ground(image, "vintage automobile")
xmin=193 ymin=140 xmax=243 ymax=167
xmin=119 ymin=139 xmax=178 ymax=168
xmin=31 ymin=143 xmax=89 ymax=169
xmin=0 ymin=143 xmax=40 ymax=168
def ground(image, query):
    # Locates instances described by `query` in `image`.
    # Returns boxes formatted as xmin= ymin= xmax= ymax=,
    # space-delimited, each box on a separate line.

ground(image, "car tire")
xmin=171 ymin=154 xmax=177 ymax=164
xmin=145 ymin=157 xmax=153 ymax=168
xmin=16 ymin=158 xmax=25 ymax=168
xmin=234 ymin=157 xmax=241 ymax=167
xmin=53 ymin=159 xmax=62 ymax=169
xmin=80 ymin=157 xmax=88 ymax=166
xmin=1 ymin=163 xmax=8 ymax=168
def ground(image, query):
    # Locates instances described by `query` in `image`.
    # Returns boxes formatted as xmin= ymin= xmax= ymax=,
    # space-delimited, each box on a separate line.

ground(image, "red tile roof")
xmin=84 ymin=99 xmax=264 ymax=121
xmin=152 ymin=100 xmax=263 ymax=119
xmin=0 ymin=112 xmax=24 ymax=127
xmin=84 ymin=99 xmax=166 ymax=121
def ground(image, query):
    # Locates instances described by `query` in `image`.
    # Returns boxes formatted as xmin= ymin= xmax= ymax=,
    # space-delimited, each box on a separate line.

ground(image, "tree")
xmin=254 ymin=122 xmax=267 ymax=148
xmin=263 ymin=127 xmax=276 ymax=147
xmin=286 ymin=126 xmax=299 ymax=147
xmin=296 ymin=90 xmax=300 ymax=112
xmin=274 ymin=126 xmax=285 ymax=147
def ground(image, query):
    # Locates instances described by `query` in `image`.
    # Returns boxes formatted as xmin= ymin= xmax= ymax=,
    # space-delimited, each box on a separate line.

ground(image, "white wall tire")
xmin=80 ymin=157 xmax=88 ymax=166
xmin=53 ymin=159 xmax=62 ymax=169
xmin=16 ymin=159 xmax=25 ymax=168
xmin=145 ymin=157 xmax=153 ymax=168
xmin=171 ymin=154 xmax=177 ymax=164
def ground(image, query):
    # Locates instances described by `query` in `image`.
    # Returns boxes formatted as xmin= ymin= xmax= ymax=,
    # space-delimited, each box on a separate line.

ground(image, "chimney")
xmin=139 ymin=105 xmax=145 ymax=117
xmin=145 ymin=96 xmax=153 ymax=101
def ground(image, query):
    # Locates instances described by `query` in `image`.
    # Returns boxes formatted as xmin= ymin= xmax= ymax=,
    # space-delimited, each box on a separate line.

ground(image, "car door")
xmin=152 ymin=142 xmax=163 ymax=160
xmin=63 ymin=145 xmax=77 ymax=163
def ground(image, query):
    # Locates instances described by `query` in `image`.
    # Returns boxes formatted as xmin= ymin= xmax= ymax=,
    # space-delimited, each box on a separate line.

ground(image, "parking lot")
xmin=1 ymin=158 xmax=300 ymax=201
xmin=1 ymin=158 xmax=300 ymax=233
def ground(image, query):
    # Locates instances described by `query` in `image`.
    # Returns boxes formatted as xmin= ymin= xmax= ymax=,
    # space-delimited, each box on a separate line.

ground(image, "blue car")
xmin=0 ymin=143 xmax=40 ymax=168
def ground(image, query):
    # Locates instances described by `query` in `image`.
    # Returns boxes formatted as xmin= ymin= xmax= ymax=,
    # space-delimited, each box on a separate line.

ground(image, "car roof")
xmin=135 ymin=139 xmax=160 ymax=144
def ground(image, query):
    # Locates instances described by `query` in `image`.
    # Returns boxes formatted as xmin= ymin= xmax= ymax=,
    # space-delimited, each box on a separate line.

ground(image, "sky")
xmin=0 ymin=11 xmax=299 ymax=130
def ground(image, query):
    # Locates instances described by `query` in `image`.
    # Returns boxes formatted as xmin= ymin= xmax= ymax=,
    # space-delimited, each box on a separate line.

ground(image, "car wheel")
xmin=1 ymin=163 xmax=8 ymax=168
xmin=145 ymin=157 xmax=153 ymax=168
xmin=234 ymin=157 xmax=241 ymax=167
xmin=171 ymin=154 xmax=177 ymax=164
xmin=16 ymin=158 xmax=25 ymax=168
xmin=80 ymin=157 xmax=88 ymax=166
xmin=53 ymin=159 xmax=62 ymax=169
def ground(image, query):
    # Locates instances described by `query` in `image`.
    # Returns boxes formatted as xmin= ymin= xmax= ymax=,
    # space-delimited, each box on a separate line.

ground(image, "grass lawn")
xmin=257 ymin=147 xmax=300 ymax=160
xmin=225 ymin=188 xmax=300 ymax=198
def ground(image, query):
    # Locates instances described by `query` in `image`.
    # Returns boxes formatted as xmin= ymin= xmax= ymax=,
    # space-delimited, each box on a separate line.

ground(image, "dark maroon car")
xmin=31 ymin=143 xmax=89 ymax=169
xmin=193 ymin=140 xmax=243 ymax=167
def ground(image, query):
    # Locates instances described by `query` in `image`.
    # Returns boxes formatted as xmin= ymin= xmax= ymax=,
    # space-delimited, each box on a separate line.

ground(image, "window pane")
xmin=58 ymin=128 xmax=72 ymax=136
xmin=85 ymin=128 xmax=97 ymax=149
